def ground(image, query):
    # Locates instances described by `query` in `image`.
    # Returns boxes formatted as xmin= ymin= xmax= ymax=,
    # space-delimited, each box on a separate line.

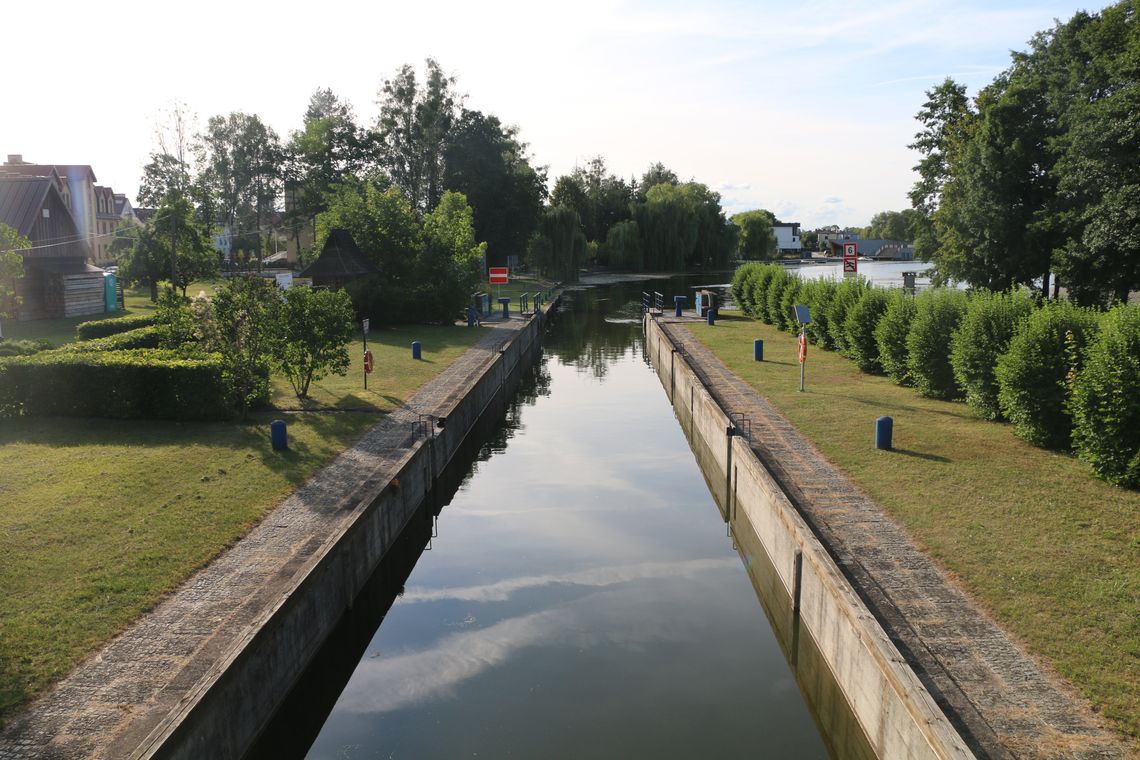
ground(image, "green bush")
xmin=766 ymin=268 xmax=796 ymax=330
xmin=730 ymin=263 xmax=763 ymax=315
xmin=749 ymin=266 xmax=779 ymax=322
xmin=825 ymin=277 xmax=868 ymax=354
xmin=843 ymin=288 xmax=891 ymax=373
xmin=71 ymin=325 xmax=163 ymax=352
xmin=0 ymin=338 xmax=51 ymax=357
xmin=779 ymin=276 xmax=806 ymax=334
xmin=805 ymin=279 xmax=838 ymax=348
xmin=996 ymin=299 xmax=1100 ymax=449
xmin=1070 ymin=305 xmax=1140 ymax=486
xmin=950 ymin=290 xmax=1036 ymax=420
xmin=0 ymin=349 xmax=233 ymax=420
xmin=75 ymin=313 xmax=156 ymax=340
xmin=875 ymin=290 xmax=918 ymax=385
xmin=906 ymin=288 xmax=969 ymax=399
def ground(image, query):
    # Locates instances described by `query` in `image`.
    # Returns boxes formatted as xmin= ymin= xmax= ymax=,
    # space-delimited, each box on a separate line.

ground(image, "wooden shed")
xmin=298 ymin=229 xmax=378 ymax=289
xmin=0 ymin=172 xmax=104 ymax=320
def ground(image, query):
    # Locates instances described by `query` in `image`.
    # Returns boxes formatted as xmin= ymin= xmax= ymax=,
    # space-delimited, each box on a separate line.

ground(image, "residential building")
xmin=773 ymin=222 xmax=802 ymax=252
xmin=3 ymin=155 xmax=99 ymax=262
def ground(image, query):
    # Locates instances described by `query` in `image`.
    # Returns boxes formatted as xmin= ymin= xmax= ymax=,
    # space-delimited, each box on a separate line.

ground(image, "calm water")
xmin=291 ymin=278 xmax=848 ymax=759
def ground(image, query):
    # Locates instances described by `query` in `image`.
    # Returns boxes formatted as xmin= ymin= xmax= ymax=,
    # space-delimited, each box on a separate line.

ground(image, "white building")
xmin=773 ymin=222 xmax=802 ymax=252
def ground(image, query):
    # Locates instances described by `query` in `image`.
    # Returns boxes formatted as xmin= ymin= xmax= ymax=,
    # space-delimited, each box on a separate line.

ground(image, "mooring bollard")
xmin=754 ymin=339 xmax=764 ymax=361
xmin=707 ymin=308 xmax=716 ymax=326
xmin=412 ymin=341 xmax=422 ymax=360
xmin=875 ymin=416 xmax=893 ymax=450
xmin=674 ymin=295 xmax=686 ymax=317
xmin=498 ymin=296 xmax=510 ymax=319
xmin=467 ymin=307 xmax=477 ymax=327
xmin=270 ymin=419 xmax=288 ymax=451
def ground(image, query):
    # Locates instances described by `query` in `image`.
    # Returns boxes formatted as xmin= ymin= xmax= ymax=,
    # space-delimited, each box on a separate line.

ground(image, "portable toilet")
xmin=103 ymin=272 xmax=119 ymax=313
xmin=695 ymin=290 xmax=717 ymax=317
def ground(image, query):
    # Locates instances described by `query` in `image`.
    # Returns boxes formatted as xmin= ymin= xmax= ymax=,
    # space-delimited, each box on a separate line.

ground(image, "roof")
xmin=298 ymin=229 xmax=379 ymax=280
xmin=0 ymin=162 xmax=97 ymax=184
xmin=24 ymin=257 xmax=103 ymax=274
xmin=0 ymin=175 xmax=56 ymax=237
xmin=827 ymin=238 xmax=906 ymax=257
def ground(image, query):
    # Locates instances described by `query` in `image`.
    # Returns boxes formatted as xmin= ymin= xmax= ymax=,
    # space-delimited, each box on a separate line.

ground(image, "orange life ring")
xmin=798 ymin=334 xmax=807 ymax=364
xmin=363 ymin=349 xmax=375 ymax=374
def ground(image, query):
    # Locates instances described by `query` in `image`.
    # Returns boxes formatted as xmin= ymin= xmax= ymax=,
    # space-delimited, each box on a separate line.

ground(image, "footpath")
xmin=0 ymin=317 xmax=528 ymax=760
xmin=659 ymin=316 xmax=1128 ymax=760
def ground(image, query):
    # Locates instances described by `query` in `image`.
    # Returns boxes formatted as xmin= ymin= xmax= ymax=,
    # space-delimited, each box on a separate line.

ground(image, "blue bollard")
xmin=270 ymin=419 xmax=288 ymax=451
xmin=498 ymin=297 xmax=510 ymax=319
xmin=754 ymin=339 xmax=764 ymax=361
xmin=412 ymin=341 xmax=422 ymax=360
xmin=875 ymin=416 xmax=893 ymax=450
xmin=674 ymin=295 xmax=686 ymax=317
xmin=707 ymin=308 xmax=716 ymax=326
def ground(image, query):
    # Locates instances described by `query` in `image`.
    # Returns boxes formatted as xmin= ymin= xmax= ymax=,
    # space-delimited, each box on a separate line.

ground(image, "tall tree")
xmin=636 ymin=162 xmax=679 ymax=202
xmin=443 ymin=109 xmax=546 ymax=266
xmin=865 ymin=209 xmax=921 ymax=241
xmin=732 ymin=209 xmax=777 ymax=260
xmin=550 ymin=157 xmax=632 ymax=243
xmin=201 ymin=112 xmax=282 ymax=268
xmin=0 ymin=223 xmax=28 ymax=338
xmin=529 ymin=206 xmax=586 ymax=281
xmin=908 ymin=79 xmax=971 ymax=261
xmin=374 ymin=58 xmax=459 ymax=212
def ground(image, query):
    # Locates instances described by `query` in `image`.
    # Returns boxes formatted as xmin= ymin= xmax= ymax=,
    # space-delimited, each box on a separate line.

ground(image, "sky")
xmin=0 ymin=0 xmax=1105 ymax=229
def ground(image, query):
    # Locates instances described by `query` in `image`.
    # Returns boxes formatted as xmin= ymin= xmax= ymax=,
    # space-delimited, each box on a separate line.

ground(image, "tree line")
xmin=909 ymin=0 xmax=1140 ymax=307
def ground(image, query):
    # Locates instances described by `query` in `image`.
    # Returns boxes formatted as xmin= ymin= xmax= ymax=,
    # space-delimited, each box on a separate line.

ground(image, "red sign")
xmin=489 ymin=266 xmax=509 ymax=284
xmin=842 ymin=241 xmax=858 ymax=275
xmin=798 ymin=334 xmax=807 ymax=364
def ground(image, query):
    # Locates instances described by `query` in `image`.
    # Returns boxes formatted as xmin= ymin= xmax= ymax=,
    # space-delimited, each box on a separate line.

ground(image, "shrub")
xmin=949 ymin=290 xmax=1036 ymax=420
xmin=805 ymin=279 xmax=838 ymax=348
xmin=0 ymin=338 xmax=51 ymax=357
xmin=0 ymin=349 xmax=232 ymax=420
xmin=825 ymin=276 xmax=868 ymax=354
xmin=749 ymin=266 xmax=779 ymax=322
xmin=71 ymin=325 xmax=163 ymax=352
xmin=779 ymin=276 xmax=806 ymax=334
xmin=875 ymin=290 xmax=918 ymax=385
xmin=1070 ymin=305 xmax=1140 ymax=486
xmin=75 ymin=313 xmax=156 ymax=340
xmin=843 ymin=288 xmax=891 ymax=373
xmin=730 ymin=263 xmax=763 ymax=314
xmin=906 ymin=288 xmax=969 ymax=399
xmin=996 ymin=299 xmax=1100 ymax=449
xmin=766 ymin=268 xmax=796 ymax=330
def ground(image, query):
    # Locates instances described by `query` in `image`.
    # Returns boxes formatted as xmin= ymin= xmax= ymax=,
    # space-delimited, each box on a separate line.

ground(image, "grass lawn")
xmin=0 ymin=316 xmax=487 ymax=725
xmin=474 ymin=273 xmax=557 ymax=305
xmin=688 ymin=313 xmax=1140 ymax=748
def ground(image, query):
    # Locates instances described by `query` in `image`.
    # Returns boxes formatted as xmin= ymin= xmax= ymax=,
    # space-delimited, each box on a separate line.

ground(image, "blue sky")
xmin=1 ymin=0 xmax=1104 ymax=228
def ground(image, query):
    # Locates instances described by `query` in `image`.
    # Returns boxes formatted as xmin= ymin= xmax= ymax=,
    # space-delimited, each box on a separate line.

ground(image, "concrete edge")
xmin=129 ymin=302 xmax=556 ymax=760
xmin=645 ymin=313 xmax=974 ymax=760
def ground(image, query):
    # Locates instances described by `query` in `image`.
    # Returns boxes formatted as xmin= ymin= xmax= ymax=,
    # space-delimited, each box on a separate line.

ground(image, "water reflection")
xmin=278 ymin=277 xmax=833 ymax=759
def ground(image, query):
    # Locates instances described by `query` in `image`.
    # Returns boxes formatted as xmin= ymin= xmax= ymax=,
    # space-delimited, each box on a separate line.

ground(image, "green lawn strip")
xmin=688 ymin=312 xmax=1139 ymax=747
xmin=475 ymin=274 xmax=556 ymax=305
xmin=270 ymin=324 xmax=489 ymax=411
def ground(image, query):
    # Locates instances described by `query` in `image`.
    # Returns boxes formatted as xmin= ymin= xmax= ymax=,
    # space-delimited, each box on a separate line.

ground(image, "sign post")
xmin=794 ymin=304 xmax=812 ymax=393
xmin=489 ymin=266 xmax=509 ymax=304
xmin=362 ymin=318 xmax=371 ymax=390
xmin=842 ymin=241 xmax=858 ymax=277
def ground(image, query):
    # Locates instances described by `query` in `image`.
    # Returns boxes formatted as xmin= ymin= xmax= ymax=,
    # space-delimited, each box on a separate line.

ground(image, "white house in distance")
xmin=773 ymin=222 xmax=802 ymax=253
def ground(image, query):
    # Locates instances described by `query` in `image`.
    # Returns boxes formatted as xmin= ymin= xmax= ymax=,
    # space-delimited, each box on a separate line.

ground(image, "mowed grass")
xmin=689 ymin=313 xmax=1139 ymax=747
xmin=0 ymin=318 xmax=487 ymax=724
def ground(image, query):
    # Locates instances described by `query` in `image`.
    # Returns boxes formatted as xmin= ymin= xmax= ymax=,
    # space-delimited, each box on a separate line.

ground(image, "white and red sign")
xmin=842 ymin=242 xmax=858 ymax=275
xmin=489 ymin=266 xmax=509 ymax=284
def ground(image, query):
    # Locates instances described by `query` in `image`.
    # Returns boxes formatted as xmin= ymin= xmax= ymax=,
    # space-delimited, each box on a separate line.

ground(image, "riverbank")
xmin=0 ymin=303 xmax=550 ymax=758
xmin=672 ymin=311 xmax=1136 ymax=755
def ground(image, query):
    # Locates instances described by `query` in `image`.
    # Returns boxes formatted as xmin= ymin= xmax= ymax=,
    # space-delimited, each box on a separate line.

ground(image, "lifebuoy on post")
xmin=798 ymin=333 xmax=807 ymax=364
xmin=363 ymin=349 xmax=375 ymax=374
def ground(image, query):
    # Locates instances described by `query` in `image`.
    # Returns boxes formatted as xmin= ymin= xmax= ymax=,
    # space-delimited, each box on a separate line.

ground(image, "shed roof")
xmin=299 ymin=229 xmax=378 ymax=280
xmin=0 ymin=175 xmax=55 ymax=238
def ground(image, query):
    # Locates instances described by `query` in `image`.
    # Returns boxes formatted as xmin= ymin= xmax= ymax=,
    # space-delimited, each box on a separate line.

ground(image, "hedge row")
xmin=75 ymin=313 xmax=156 ymax=340
xmin=729 ymin=263 xmax=1140 ymax=487
xmin=68 ymin=325 xmax=163 ymax=352
xmin=0 ymin=349 xmax=233 ymax=420
xmin=0 ymin=338 xmax=52 ymax=357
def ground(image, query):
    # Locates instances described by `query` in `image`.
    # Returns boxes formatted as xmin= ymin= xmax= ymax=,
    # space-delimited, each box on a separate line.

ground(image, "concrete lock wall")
xmin=132 ymin=304 xmax=553 ymax=760
xmin=644 ymin=315 xmax=974 ymax=760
